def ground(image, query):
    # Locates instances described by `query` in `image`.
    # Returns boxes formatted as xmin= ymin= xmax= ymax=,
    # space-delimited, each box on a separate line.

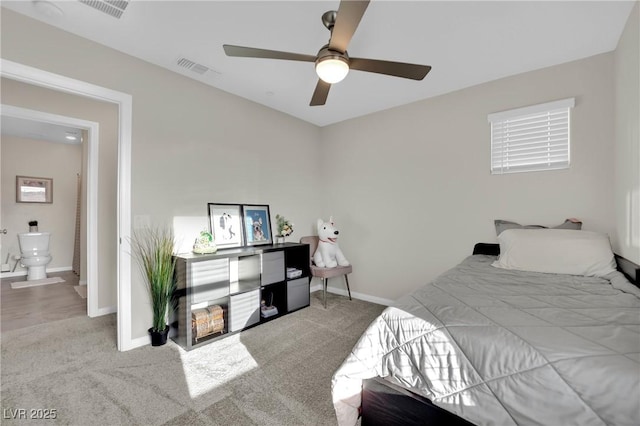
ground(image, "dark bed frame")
xmin=360 ymin=243 xmax=640 ymax=426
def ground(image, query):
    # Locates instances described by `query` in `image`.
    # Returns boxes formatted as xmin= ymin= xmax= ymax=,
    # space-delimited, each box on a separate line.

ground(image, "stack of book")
xmin=286 ymin=267 xmax=303 ymax=279
xmin=261 ymin=293 xmax=278 ymax=318
xmin=261 ymin=304 xmax=278 ymax=318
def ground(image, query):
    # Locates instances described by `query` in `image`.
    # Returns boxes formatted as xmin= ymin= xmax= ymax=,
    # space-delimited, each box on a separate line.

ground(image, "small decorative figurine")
xmin=192 ymin=230 xmax=217 ymax=254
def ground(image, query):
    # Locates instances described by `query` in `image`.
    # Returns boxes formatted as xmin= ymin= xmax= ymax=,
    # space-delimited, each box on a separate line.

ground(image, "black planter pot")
xmin=149 ymin=325 xmax=170 ymax=346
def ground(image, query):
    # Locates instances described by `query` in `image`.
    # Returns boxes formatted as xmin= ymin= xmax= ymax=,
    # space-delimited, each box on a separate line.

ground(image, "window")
xmin=488 ymin=98 xmax=575 ymax=174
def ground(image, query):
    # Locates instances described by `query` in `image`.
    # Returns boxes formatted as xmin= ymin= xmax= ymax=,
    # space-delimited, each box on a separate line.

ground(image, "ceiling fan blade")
xmin=329 ymin=0 xmax=370 ymax=53
xmin=310 ymin=80 xmax=331 ymax=106
xmin=349 ymin=57 xmax=432 ymax=80
xmin=223 ymin=45 xmax=316 ymax=62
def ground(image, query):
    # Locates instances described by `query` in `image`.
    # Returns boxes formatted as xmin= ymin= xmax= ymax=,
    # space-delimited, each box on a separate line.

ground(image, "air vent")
xmin=79 ymin=0 xmax=130 ymax=19
xmin=177 ymin=58 xmax=197 ymax=69
xmin=177 ymin=57 xmax=219 ymax=76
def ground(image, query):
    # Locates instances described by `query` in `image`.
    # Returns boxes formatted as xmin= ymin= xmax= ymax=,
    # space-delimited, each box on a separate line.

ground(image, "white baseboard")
xmin=127 ymin=334 xmax=151 ymax=351
xmin=310 ymin=282 xmax=394 ymax=306
xmin=49 ymin=266 xmax=73 ymax=273
xmin=1 ymin=271 xmax=27 ymax=278
xmin=79 ymin=280 xmax=87 ymax=286
xmin=91 ymin=305 xmax=117 ymax=317
xmin=1 ymin=265 xmax=73 ymax=279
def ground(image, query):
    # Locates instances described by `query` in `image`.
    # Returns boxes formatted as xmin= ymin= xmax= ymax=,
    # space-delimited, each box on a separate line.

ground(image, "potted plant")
xmin=131 ymin=226 xmax=177 ymax=346
xmin=275 ymin=214 xmax=294 ymax=244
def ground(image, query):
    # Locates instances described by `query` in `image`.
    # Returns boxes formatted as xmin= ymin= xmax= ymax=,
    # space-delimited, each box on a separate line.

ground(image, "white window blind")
xmin=488 ymin=98 xmax=574 ymax=174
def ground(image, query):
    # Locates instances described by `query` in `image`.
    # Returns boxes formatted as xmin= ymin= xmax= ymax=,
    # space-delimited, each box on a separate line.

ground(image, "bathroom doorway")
xmin=0 ymin=105 xmax=99 ymax=329
xmin=1 ymin=59 xmax=134 ymax=351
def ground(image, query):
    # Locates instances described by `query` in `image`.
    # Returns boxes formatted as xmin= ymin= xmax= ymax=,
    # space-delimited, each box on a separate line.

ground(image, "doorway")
xmin=0 ymin=105 xmax=99 ymax=324
xmin=0 ymin=59 xmax=133 ymax=351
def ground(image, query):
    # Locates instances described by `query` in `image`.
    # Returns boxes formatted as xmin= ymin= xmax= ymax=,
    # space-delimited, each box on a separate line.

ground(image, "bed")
xmin=331 ymin=230 xmax=640 ymax=426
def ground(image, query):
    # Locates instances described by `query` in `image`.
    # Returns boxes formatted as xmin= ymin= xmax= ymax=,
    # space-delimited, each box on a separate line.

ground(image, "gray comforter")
xmin=332 ymin=255 xmax=640 ymax=425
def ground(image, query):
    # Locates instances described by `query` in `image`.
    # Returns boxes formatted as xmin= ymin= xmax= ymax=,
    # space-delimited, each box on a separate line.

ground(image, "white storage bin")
xmin=229 ymin=289 xmax=260 ymax=332
xmin=190 ymin=259 xmax=230 ymax=304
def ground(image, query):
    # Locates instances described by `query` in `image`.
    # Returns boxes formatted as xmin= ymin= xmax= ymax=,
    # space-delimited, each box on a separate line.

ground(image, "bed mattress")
xmin=332 ymin=255 xmax=640 ymax=425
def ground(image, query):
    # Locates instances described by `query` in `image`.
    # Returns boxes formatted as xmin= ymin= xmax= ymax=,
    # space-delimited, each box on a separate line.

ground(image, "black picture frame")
xmin=242 ymin=204 xmax=272 ymax=246
xmin=208 ymin=203 xmax=245 ymax=249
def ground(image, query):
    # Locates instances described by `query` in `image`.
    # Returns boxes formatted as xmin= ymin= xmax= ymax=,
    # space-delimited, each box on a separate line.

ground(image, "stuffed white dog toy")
xmin=313 ymin=217 xmax=350 ymax=268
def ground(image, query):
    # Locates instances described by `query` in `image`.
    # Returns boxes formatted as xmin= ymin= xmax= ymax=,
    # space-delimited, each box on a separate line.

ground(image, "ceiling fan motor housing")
xmin=316 ymin=45 xmax=349 ymax=63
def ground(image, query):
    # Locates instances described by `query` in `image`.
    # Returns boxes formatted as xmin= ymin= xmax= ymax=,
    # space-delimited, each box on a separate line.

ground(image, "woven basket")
xmin=192 ymin=305 xmax=224 ymax=341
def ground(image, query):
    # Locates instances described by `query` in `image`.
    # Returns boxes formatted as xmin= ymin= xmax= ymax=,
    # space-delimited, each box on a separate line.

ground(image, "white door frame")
xmin=1 ymin=104 xmax=100 ymax=315
xmin=1 ymin=59 xmax=134 ymax=351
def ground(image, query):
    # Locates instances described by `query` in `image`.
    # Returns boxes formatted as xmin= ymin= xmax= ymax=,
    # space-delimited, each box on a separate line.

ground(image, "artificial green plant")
xmin=131 ymin=227 xmax=177 ymax=332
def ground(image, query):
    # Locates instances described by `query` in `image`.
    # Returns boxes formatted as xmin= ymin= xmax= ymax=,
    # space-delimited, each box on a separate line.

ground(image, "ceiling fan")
xmin=223 ymin=0 xmax=431 ymax=106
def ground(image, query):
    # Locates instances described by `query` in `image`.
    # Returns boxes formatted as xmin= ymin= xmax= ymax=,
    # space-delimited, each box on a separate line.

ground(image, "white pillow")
xmin=492 ymin=229 xmax=617 ymax=277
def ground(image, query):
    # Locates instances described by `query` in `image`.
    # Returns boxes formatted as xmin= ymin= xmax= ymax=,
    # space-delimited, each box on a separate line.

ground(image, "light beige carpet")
xmin=10 ymin=276 xmax=65 ymax=289
xmin=1 ymin=292 xmax=384 ymax=425
xmin=73 ymin=285 xmax=87 ymax=299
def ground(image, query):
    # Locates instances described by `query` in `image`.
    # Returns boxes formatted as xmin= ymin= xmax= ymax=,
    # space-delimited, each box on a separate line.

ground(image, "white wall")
xmin=126 ymin=51 xmax=323 ymax=341
xmin=320 ymin=53 xmax=616 ymax=301
xmin=614 ymin=2 xmax=640 ymax=264
xmin=1 ymin=135 xmax=81 ymax=272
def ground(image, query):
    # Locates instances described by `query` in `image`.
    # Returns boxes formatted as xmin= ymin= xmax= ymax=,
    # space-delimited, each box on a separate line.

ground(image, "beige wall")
xmin=126 ymin=53 xmax=323 ymax=341
xmin=1 ymin=8 xmax=323 ymax=341
xmin=614 ymin=2 xmax=640 ymax=264
xmin=1 ymin=78 xmax=119 ymax=311
xmin=321 ymin=53 xmax=616 ymax=301
xmin=1 ymin=135 xmax=81 ymax=272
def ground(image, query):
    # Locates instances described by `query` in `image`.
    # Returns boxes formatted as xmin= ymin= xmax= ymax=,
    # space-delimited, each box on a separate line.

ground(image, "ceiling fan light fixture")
xmin=315 ymin=56 xmax=349 ymax=84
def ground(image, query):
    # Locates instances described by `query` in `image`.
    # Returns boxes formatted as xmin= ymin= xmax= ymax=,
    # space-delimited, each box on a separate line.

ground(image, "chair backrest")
xmin=299 ymin=236 xmax=318 ymax=265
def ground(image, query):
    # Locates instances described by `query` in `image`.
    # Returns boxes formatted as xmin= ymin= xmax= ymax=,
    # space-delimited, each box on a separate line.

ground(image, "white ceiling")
xmin=1 ymin=115 xmax=83 ymax=145
xmin=1 ymin=0 xmax=635 ymax=127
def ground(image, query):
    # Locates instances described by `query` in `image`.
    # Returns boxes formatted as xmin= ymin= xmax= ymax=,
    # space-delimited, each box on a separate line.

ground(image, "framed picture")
xmin=208 ymin=203 xmax=244 ymax=249
xmin=242 ymin=204 xmax=272 ymax=246
xmin=16 ymin=176 xmax=53 ymax=203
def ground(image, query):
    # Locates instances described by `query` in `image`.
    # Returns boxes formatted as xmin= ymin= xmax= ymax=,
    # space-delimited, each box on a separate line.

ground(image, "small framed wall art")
xmin=208 ymin=203 xmax=244 ymax=249
xmin=16 ymin=176 xmax=53 ymax=203
xmin=242 ymin=204 xmax=272 ymax=246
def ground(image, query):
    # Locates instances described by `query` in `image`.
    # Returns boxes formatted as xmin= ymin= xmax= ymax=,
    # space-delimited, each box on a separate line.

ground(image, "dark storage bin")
xmin=287 ymin=277 xmax=310 ymax=311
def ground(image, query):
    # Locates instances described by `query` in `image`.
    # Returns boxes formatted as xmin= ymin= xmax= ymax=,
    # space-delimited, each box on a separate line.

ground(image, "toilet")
xmin=17 ymin=232 xmax=52 ymax=281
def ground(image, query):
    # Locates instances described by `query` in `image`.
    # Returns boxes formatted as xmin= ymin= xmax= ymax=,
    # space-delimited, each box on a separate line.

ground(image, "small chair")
xmin=299 ymin=236 xmax=352 ymax=308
